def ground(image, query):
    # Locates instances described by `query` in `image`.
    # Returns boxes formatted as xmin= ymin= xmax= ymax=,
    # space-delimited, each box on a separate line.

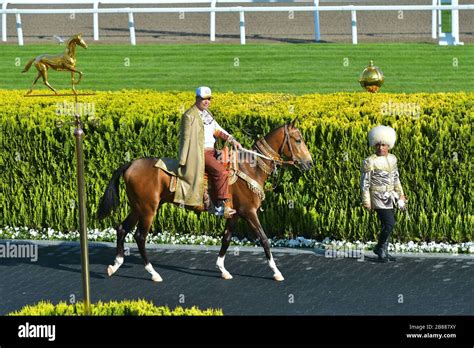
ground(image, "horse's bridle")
xmin=254 ymin=124 xmax=298 ymax=174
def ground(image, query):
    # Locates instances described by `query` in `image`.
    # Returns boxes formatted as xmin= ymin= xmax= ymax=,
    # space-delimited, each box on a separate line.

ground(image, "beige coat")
xmin=174 ymin=105 xmax=205 ymax=206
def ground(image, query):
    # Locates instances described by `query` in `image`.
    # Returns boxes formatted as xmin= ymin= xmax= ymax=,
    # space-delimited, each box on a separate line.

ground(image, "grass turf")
xmin=0 ymin=43 xmax=472 ymax=94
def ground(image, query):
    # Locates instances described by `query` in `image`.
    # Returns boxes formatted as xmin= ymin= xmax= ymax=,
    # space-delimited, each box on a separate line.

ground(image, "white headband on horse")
xmin=368 ymin=125 xmax=396 ymax=149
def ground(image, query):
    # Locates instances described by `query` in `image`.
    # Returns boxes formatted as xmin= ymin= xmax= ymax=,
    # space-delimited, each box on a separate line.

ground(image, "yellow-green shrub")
xmin=0 ymin=90 xmax=472 ymax=242
xmin=8 ymin=299 xmax=223 ymax=316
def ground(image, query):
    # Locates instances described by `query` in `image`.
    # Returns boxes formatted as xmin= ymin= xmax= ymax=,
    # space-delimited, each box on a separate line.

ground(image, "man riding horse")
xmin=174 ymin=86 xmax=242 ymax=217
xmin=98 ymin=90 xmax=314 ymax=282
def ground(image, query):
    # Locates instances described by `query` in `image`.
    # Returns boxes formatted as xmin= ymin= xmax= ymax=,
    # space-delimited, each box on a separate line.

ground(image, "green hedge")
xmin=8 ymin=299 xmax=223 ymax=316
xmin=0 ymin=90 xmax=472 ymax=243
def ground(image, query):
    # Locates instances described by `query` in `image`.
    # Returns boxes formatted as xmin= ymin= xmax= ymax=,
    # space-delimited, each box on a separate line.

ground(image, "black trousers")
xmin=375 ymin=209 xmax=395 ymax=246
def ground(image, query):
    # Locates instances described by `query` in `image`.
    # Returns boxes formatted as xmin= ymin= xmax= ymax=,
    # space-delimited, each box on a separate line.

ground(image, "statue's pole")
xmin=74 ymin=93 xmax=91 ymax=315
xmin=23 ymin=33 xmax=92 ymax=315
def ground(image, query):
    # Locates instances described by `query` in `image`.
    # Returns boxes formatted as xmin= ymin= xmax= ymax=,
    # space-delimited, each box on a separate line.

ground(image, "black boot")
xmin=373 ymin=243 xmax=388 ymax=262
xmin=374 ymin=209 xmax=395 ymax=263
xmin=384 ymin=241 xmax=397 ymax=261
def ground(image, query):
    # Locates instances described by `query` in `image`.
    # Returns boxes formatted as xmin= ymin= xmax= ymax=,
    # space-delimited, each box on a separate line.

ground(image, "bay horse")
xmin=22 ymin=33 xmax=87 ymax=95
xmin=97 ymin=118 xmax=313 ymax=282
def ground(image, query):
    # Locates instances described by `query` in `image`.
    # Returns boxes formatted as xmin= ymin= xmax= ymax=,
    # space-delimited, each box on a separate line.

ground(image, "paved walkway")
xmin=1 ymin=240 xmax=473 ymax=315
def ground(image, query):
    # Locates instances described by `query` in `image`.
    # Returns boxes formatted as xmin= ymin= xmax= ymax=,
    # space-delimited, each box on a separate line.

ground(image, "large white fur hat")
xmin=368 ymin=125 xmax=396 ymax=149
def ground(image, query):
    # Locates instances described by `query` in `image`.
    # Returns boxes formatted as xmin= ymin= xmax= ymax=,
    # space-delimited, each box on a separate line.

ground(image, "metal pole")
xmin=74 ymin=94 xmax=91 ymax=315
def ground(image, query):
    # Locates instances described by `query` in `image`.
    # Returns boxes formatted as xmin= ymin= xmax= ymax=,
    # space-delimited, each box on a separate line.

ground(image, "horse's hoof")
xmin=221 ymin=272 xmax=233 ymax=280
xmin=273 ymin=273 xmax=285 ymax=281
xmin=151 ymin=273 xmax=163 ymax=282
xmin=107 ymin=265 xmax=115 ymax=277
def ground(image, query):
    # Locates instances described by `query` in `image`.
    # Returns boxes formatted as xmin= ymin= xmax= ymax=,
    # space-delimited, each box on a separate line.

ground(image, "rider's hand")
xmin=232 ymin=139 xmax=242 ymax=150
xmin=363 ymin=203 xmax=371 ymax=210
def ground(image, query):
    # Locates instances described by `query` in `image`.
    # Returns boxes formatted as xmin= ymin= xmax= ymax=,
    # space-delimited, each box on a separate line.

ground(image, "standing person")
xmin=176 ymin=86 xmax=242 ymax=217
xmin=360 ymin=125 xmax=407 ymax=262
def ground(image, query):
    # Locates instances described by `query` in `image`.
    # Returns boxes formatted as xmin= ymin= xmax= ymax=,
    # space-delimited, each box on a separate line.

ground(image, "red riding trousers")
xmin=204 ymin=148 xmax=229 ymax=202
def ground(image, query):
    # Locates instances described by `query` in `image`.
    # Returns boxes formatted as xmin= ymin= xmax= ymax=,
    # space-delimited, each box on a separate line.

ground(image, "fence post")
xmin=432 ymin=0 xmax=437 ymax=38
xmin=313 ymin=0 xmax=320 ymax=41
xmin=239 ymin=9 xmax=245 ymax=45
xmin=351 ymin=8 xmax=357 ymax=44
xmin=93 ymin=0 xmax=99 ymax=40
xmin=128 ymin=9 xmax=136 ymax=45
xmin=451 ymin=0 xmax=462 ymax=44
xmin=15 ymin=12 xmax=23 ymax=46
xmin=2 ymin=1 xmax=8 ymax=42
xmin=210 ymin=0 xmax=216 ymax=41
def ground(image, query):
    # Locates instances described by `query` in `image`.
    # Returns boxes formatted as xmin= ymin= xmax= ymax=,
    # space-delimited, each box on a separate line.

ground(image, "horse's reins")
xmin=231 ymin=124 xmax=298 ymax=194
xmin=253 ymin=124 xmax=298 ymax=167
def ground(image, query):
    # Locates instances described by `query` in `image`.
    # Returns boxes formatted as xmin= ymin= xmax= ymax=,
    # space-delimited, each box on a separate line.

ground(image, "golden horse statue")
xmin=22 ymin=33 xmax=88 ymax=95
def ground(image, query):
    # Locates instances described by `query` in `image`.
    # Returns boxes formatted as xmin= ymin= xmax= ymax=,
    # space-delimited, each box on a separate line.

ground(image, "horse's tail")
xmin=22 ymin=58 xmax=35 ymax=73
xmin=97 ymin=162 xmax=132 ymax=220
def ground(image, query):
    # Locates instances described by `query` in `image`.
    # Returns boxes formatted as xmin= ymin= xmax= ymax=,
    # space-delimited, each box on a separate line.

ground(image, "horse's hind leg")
xmin=243 ymin=209 xmax=284 ymax=281
xmin=135 ymin=211 xmax=162 ymax=282
xmin=216 ymin=215 xmax=238 ymax=280
xmin=37 ymin=63 xmax=57 ymax=94
xmin=26 ymin=71 xmax=42 ymax=95
xmin=107 ymin=211 xmax=138 ymax=277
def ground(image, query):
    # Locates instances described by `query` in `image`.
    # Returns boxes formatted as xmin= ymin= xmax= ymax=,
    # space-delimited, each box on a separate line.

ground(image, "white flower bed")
xmin=1 ymin=226 xmax=473 ymax=254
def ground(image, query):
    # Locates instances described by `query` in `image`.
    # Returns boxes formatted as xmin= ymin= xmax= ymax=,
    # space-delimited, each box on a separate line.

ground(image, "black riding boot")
xmin=373 ymin=240 xmax=388 ymax=262
xmin=384 ymin=241 xmax=397 ymax=262
xmin=373 ymin=209 xmax=395 ymax=263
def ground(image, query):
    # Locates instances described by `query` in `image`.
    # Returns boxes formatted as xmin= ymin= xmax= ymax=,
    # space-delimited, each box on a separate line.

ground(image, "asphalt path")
xmin=1 ymin=241 xmax=473 ymax=315
xmin=1 ymin=0 xmax=473 ymax=44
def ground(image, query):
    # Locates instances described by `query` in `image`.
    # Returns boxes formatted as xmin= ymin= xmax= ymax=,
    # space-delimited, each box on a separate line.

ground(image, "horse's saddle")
xmin=154 ymin=147 xmax=239 ymax=212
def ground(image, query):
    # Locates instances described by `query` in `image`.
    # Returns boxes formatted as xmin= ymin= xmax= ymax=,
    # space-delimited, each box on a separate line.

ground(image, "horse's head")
xmin=259 ymin=118 xmax=313 ymax=171
xmin=278 ymin=117 xmax=313 ymax=171
xmin=70 ymin=33 xmax=88 ymax=49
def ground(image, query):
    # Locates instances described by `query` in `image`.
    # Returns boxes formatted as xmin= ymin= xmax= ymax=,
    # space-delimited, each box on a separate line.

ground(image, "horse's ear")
xmin=290 ymin=117 xmax=299 ymax=128
xmin=77 ymin=32 xmax=83 ymax=37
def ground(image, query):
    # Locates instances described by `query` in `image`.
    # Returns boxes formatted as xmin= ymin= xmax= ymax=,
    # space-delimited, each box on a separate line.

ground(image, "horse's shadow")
xmin=113 ymin=252 xmax=273 ymax=281
xmin=0 ymin=241 xmax=108 ymax=280
xmin=0 ymin=241 xmax=272 ymax=282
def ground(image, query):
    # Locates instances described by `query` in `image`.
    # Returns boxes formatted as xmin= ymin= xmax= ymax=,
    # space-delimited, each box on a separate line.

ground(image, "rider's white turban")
xmin=368 ymin=125 xmax=396 ymax=149
xmin=196 ymin=86 xmax=212 ymax=98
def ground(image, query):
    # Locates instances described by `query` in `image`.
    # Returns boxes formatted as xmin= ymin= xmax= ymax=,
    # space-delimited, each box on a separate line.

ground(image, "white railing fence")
xmin=0 ymin=0 xmax=321 ymax=43
xmin=1 ymin=0 xmax=473 ymax=45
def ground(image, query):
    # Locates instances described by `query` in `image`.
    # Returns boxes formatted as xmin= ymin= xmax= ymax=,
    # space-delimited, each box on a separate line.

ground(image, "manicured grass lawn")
xmin=0 ymin=43 xmax=472 ymax=93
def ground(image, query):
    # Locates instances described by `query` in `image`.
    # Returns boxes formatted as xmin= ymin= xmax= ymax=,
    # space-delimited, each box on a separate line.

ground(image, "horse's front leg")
xmin=70 ymin=68 xmax=83 ymax=94
xmin=243 ymin=209 xmax=284 ymax=281
xmin=216 ymin=215 xmax=238 ymax=280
